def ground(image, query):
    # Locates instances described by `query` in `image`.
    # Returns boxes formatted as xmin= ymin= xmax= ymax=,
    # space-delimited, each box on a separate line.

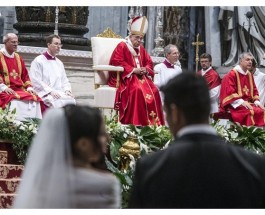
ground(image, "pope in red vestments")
xmin=219 ymin=52 xmax=265 ymax=126
xmin=108 ymin=16 xmax=164 ymax=126
xmin=0 ymin=33 xmax=42 ymax=111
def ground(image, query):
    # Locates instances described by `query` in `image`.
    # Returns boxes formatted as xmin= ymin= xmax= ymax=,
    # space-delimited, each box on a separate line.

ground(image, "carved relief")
xmin=163 ymin=6 xmax=189 ymax=66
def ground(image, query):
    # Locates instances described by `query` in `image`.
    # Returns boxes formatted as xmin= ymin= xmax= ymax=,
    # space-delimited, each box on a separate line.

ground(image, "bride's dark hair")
xmin=63 ymin=104 xmax=107 ymax=171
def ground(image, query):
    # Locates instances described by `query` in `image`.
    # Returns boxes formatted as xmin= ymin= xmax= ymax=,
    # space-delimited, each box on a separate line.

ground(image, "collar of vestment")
xmin=0 ymin=47 xmax=15 ymax=58
xmin=163 ymin=59 xmax=175 ymax=68
xmin=201 ymin=66 xmax=212 ymax=76
xmin=125 ymin=36 xmax=140 ymax=57
xmin=43 ymin=51 xmax=56 ymax=60
xmin=176 ymin=124 xmax=217 ymax=138
xmin=234 ymin=65 xmax=249 ymax=75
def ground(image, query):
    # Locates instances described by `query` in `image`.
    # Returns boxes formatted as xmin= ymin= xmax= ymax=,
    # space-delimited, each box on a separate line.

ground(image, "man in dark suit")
xmin=129 ymin=72 xmax=265 ymax=208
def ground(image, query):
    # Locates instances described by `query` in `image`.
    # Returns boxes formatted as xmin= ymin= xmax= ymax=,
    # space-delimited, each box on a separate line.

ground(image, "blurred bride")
xmin=13 ymin=105 xmax=120 ymax=208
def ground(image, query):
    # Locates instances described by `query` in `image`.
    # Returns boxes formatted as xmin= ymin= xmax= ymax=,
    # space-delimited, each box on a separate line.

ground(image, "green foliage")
xmin=104 ymin=114 xmax=172 ymax=208
xmin=0 ymin=107 xmax=40 ymax=164
xmin=212 ymin=120 xmax=265 ymax=154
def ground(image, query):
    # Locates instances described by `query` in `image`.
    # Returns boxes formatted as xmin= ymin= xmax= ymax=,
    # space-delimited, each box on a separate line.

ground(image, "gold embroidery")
xmin=14 ymin=53 xmax=22 ymax=77
xmin=243 ymin=85 xmax=249 ymax=96
xmin=149 ymin=111 xmax=156 ymax=118
xmin=247 ymin=71 xmax=254 ymax=98
xmin=233 ymin=69 xmax=243 ymax=96
xmin=10 ymin=70 xmax=18 ymax=79
xmin=250 ymin=109 xmax=255 ymax=125
xmin=23 ymin=81 xmax=31 ymax=88
xmin=0 ymin=52 xmax=22 ymax=87
xmin=145 ymin=94 xmax=152 ymax=100
xmin=139 ymin=79 xmax=145 ymax=84
xmin=222 ymin=93 xmax=240 ymax=105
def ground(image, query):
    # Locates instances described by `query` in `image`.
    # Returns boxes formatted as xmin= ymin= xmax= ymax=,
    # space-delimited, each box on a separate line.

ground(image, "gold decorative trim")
xmin=96 ymin=27 xmax=122 ymax=38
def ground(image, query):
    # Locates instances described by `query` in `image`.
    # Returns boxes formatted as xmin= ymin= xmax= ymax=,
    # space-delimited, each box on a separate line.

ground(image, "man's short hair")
xmin=46 ymin=34 xmax=61 ymax=44
xmin=239 ymin=52 xmax=253 ymax=61
xmin=164 ymin=44 xmax=178 ymax=56
xmin=160 ymin=72 xmax=210 ymax=124
xmin=199 ymin=53 xmax=212 ymax=62
xmin=3 ymin=33 xmax=17 ymax=44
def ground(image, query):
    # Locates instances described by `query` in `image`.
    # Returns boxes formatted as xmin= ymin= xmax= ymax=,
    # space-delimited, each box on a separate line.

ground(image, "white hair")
xmin=3 ymin=33 xmax=17 ymax=43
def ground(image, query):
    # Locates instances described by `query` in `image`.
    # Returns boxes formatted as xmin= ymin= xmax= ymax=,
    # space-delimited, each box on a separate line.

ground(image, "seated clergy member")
xmin=0 ymin=33 xmax=42 ymax=120
xmin=219 ymin=52 xmax=265 ymax=126
xmin=107 ymin=16 xmax=164 ymax=126
xmin=197 ymin=53 xmax=221 ymax=114
xmin=29 ymin=34 xmax=76 ymax=108
xmin=154 ymin=44 xmax=182 ymax=88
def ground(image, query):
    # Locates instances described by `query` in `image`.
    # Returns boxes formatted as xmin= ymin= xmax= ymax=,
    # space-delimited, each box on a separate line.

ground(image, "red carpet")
xmin=0 ymin=141 xmax=24 ymax=208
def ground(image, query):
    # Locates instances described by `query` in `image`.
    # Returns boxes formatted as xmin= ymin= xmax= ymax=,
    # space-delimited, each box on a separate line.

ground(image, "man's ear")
xmin=170 ymin=104 xmax=178 ymax=124
xmin=170 ymin=104 xmax=185 ymax=127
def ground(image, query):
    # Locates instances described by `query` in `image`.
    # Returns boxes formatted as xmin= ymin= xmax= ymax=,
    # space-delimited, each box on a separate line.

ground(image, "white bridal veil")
xmin=13 ymin=108 xmax=76 ymax=208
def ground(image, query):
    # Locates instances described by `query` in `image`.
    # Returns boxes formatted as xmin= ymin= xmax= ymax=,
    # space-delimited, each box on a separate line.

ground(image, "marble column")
xmin=204 ymin=6 xmax=221 ymax=67
xmin=145 ymin=6 xmax=158 ymax=55
xmin=0 ymin=6 xmax=17 ymax=38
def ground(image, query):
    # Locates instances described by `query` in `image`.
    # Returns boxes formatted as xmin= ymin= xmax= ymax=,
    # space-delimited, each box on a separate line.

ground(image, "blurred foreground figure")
xmin=129 ymin=72 xmax=265 ymax=208
xmin=14 ymin=105 xmax=120 ymax=208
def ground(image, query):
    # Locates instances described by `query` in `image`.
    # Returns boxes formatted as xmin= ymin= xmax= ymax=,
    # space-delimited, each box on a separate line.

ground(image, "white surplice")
xmin=29 ymin=52 xmax=76 ymax=108
xmin=253 ymin=68 xmax=265 ymax=106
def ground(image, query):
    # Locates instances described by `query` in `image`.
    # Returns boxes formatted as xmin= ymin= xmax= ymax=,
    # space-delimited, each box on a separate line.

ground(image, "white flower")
xmin=128 ymin=154 xmax=136 ymax=170
xmin=13 ymin=120 xmax=23 ymax=127
xmin=162 ymin=140 xmax=171 ymax=150
xmin=230 ymin=131 xmax=238 ymax=139
xmin=19 ymin=124 xmax=26 ymax=131
xmin=28 ymin=124 xmax=34 ymax=131
xmin=140 ymin=142 xmax=151 ymax=153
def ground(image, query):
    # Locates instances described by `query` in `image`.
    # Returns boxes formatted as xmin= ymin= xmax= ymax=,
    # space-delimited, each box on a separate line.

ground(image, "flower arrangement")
xmin=0 ymin=107 xmax=40 ymax=164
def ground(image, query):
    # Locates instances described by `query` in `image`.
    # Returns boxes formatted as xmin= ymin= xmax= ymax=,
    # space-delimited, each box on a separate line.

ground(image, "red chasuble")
xmin=198 ymin=68 xmax=221 ymax=90
xmin=0 ymin=52 xmax=42 ymax=109
xmin=108 ymin=41 xmax=165 ymax=126
xmin=219 ymin=69 xmax=265 ymax=126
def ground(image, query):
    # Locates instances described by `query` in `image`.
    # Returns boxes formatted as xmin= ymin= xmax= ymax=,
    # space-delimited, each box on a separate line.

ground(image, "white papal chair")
xmin=91 ymin=28 xmax=125 ymax=109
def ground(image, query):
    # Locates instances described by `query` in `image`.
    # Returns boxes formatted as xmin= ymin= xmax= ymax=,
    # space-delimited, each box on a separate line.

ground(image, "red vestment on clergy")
xmin=108 ymin=42 xmax=165 ymax=126
xmin=198 ymin=68 xmax=221 ymax=90
xmin=0 ymin=52 xmax=42 ymax=109
xmin=220 ymin=69 xmax=265 ymax=126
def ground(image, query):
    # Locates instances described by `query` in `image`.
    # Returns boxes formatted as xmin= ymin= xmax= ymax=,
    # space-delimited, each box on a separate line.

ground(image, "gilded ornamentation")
xmin=119 ymin=136 xmax=140 ymax=171
xmin=96 ymin=28 xmax=122 ymax=38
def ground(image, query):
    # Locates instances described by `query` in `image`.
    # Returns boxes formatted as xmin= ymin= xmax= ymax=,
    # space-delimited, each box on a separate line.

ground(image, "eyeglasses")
xmin=51 ymin=42 xmax=63 ymax=47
